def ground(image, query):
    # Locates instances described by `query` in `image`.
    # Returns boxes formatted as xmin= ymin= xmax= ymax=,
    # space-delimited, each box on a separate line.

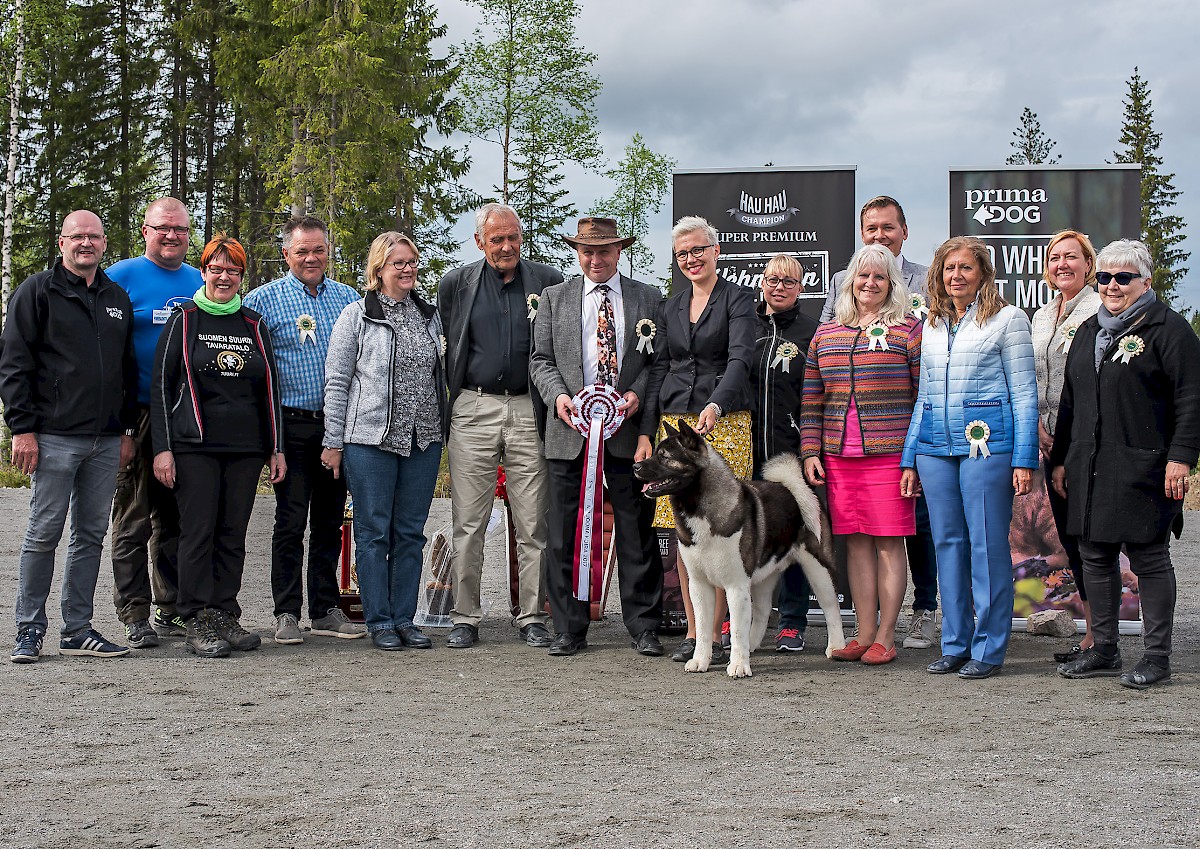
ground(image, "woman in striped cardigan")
xmin=800 ymin=244 xmax=922 ymax=665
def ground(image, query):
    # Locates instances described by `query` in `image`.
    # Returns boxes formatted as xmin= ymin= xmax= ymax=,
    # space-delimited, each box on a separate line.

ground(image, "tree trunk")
xmin=203 ymin=32 xmax=216 ymax=243
xmin=2 ymin=0 xmax=27 ymax=326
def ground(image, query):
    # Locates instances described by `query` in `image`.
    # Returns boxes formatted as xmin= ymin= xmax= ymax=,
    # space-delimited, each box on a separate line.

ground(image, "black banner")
xmin=672 ymin=167 xmax=857 ymax=321
xmin=949 ymin=166 xmax=1141 ymax=313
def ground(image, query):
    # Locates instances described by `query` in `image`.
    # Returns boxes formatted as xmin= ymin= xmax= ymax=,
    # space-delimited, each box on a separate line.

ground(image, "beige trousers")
xmin=448 ymin=391 xmax=548 ymax=627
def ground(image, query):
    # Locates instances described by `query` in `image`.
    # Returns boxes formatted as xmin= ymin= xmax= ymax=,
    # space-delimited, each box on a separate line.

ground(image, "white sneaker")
xmin=310 ymin=607 xmax=367 ymax=639
xmin=902 ymin=609 xmax=936 ymax=649
xmin=274 ymin=613 xmax=304 ymax=645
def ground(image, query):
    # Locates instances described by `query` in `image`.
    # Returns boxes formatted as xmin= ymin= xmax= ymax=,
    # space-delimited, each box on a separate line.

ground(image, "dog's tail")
xmin=761 ymin=453 xmax=823 ymax=544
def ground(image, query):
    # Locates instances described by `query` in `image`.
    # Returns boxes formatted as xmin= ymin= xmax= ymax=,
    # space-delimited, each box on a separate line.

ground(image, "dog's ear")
xmin=677 ymin=420 xmax=703 ymax=449
xmin=662 ymin=420 xmax=680 ymax=440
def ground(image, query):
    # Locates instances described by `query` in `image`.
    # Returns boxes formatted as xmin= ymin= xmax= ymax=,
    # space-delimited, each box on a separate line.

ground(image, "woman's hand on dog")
xmin=803 ymin=456 xmax=826 ymax=487
xmin=900 ymin=468 xmax=921 ymax=498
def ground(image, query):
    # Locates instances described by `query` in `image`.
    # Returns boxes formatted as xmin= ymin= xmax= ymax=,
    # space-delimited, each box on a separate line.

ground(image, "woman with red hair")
xmin=152 ymin=235 xmax=286 ymax=658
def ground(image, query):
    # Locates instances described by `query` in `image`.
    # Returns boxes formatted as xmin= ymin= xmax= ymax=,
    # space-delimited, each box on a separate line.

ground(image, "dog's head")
xmin=632 ymin=420 xmax=708 ymax=498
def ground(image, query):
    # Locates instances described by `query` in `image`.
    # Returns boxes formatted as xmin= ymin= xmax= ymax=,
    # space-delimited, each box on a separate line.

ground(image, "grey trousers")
xmin=1078 ymin=538 xmax=1176 ymax=659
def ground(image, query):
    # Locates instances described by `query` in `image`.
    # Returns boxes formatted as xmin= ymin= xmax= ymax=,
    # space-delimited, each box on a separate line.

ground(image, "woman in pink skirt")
xmin=800 ymin=244 xmax=922 ymax=665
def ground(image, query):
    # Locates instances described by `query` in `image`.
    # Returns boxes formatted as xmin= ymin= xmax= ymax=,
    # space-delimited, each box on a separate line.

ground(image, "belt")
xmin=469 ymin=387 xmax=527 ymax=397
xmin=283 ymin=406 xmax=323 ymax=419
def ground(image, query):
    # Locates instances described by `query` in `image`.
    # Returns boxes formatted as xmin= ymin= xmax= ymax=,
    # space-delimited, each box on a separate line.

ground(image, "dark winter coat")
xmin=1050 ymin=297 xmax=1200 ymax=544
xmin=750 ymin=301 xmax=818 ymax=466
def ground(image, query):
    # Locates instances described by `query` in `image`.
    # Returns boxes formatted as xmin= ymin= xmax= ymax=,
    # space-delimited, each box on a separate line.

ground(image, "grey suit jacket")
xmin=529 ymin=274 xmax=663 ymax=461
xmin=819 ymin=256 xmax=929 ymax=323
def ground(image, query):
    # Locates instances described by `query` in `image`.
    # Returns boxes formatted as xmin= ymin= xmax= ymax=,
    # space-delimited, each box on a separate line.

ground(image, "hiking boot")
xmin=207 ymin=609 xmax=261 ymax=651
xmin=310 ymin=607 xmax=366 ymax=639
xmin=60 ymin=629 xmax=130 ymax=658
xmin=274 ymin=613 xmax=304 ymax=645
xmin=11 ymin=626 xmax=44 ymax=664
xmin=185 ymin=613 xmax=231 ymax=658
xmin=902 ymin=609 xmax=936 ymax=649
xmin=152 ymin=607 xmax=187 ymax=637
xmin=775 ymin=628 xmax=805 ymax=652
xmin=125 ymin=619 xmax=160 ymax=649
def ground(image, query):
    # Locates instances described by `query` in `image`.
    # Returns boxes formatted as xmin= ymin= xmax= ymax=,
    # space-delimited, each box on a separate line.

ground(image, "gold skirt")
xmin=652 ymin=410 xmax=753 ymax=528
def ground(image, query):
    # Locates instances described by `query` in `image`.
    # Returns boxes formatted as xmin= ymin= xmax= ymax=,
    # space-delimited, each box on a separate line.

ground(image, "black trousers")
xmin=1044 ymin=460 xmax=1086 ymax=601
xmin=271 ymin=413 xmax=346 ymax=620
xmin=1078 ymin=538 xmax=1176 ymax=659
xmin=544 ymin=451 xmax=662 ymax=638
xmin=174 ymin=453 xmax=262 ymax=621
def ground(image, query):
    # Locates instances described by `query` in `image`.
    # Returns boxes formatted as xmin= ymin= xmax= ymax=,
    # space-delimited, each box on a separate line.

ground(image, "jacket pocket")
xmin=963 ymin=399 xmax=1006 ymax=442
xmin=917 ymin=402 xmax=934 ymax=444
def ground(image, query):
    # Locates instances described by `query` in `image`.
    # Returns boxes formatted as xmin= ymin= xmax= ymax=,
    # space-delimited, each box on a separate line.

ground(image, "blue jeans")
xmin=343 ymin=441 xmax=441 ymax=632
xmin=16 ymin=433 xmax=121 ymax=636
xmin=915 ymin=453 xmax=1016 ymax=666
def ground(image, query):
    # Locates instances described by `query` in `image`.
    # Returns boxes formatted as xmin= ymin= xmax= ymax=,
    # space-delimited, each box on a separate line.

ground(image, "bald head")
xmin=58 ymin=210 xmax=107 ymax=284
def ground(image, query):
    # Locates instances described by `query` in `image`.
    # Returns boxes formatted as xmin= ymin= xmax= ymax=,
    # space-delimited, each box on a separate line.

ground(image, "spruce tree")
xmin=1113 ymin=67 xmax=1189 ymax=300
xmin=1006 ymin=107 xmax=1060 ymax=165
xmin=591 ymin=133 xmax=677 ymax=279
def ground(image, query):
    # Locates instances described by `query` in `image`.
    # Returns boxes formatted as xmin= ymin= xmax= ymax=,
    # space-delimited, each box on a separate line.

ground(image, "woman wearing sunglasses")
xmin=321 ymin=232 xmax=447 ymax=651
xmin=1050 ymin=239 xmax=1200 ymax=689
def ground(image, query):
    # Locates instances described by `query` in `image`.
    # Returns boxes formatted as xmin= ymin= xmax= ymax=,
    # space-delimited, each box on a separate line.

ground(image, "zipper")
xmin=760 ymin=315 xmax=779 ymax=460
xmin=941 ymin=304 xmax=973 ymax=451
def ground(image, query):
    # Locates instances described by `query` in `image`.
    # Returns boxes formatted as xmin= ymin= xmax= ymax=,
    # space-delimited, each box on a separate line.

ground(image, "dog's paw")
xmin=684 ymin=658 xmax=709 ymax=673
xmin=825 ymin=639 xmax=845 ymax=659
xmin=726 ymin=659 xmax=753 ymax=678
xmin=825 ymin=645 xmax=835 ymax=659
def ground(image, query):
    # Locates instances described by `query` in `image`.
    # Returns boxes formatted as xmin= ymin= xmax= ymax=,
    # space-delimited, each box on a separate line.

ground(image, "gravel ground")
xmin=0 ymin=490 xmax=1196 ymax=849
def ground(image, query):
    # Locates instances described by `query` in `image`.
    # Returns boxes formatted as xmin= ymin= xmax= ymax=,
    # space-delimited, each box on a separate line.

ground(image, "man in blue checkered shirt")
xmin=243 ymin=216 xmax=364 ymax=645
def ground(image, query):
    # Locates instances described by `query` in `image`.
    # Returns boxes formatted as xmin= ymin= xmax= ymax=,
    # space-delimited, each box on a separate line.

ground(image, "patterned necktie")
xmin=595 ymin=284 xmax=618 ymax=386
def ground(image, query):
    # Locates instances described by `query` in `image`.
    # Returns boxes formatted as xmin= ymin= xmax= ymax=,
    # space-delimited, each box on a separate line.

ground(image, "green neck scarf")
xmin=193 ymin=286 xmax=242 ymax=315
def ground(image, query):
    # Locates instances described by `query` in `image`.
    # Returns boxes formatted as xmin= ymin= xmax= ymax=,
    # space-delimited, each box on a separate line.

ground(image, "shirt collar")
xmin=283 ymin=271 xmax=329 ymax=295
xmin=584 ymin=270 xmax=620 ymax=294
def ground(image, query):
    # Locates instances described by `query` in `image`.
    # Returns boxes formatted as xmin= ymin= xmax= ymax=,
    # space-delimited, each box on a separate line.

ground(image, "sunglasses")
xmin=1095 ymin=271 xmax=1144 ymax=287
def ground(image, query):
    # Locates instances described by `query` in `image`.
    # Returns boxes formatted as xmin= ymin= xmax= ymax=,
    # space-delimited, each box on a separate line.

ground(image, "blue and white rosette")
xmin=965 ymin=420 xmax=991 ymax=459
xmin=1111 ymin=334 xmax=1145 ymax=364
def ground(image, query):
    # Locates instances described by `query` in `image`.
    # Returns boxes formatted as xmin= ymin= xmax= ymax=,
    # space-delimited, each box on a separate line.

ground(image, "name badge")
xmin=153 ymin=308 xmax=172 ymax=325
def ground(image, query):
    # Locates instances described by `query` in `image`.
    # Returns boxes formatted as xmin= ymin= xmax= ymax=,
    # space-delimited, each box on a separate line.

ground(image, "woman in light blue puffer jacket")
xmin=900 ymin=236 xmax=1038 ymax=680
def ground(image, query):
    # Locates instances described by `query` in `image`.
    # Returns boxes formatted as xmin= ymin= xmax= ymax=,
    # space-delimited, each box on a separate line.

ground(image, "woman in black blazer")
xmin=636 ymin=215 xmax=757 ymax=662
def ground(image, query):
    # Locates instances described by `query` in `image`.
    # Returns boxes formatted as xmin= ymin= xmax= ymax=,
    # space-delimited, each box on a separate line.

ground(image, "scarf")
xmin=1094 ymin=289 xmax=1156 ymax=371
xmin=193 ymin=286 xmax=242 ymax=315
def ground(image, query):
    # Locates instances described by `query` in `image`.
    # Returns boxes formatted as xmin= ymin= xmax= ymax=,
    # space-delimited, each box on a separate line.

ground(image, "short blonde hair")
xmin=1042 ymin=230 xmax=1097 ymax=291
xmin=671 ymin=215 xmax=719 ymax=249
xmin=763 ymin=253 xmax=802 ymax=281
xmin=364 ymin=231 xmax=419 ymax=291
xmin=834 ymin=244 xmax=910 ymax=326
xmin=926 ymin=236 xmax=1004 ymax=327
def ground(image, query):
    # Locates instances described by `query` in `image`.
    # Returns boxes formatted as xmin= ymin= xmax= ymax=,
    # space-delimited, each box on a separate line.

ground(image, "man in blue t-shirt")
xmin=243 ymin=216 xmax=364 ymax=645
xmin=105 ymin=197 xmax=201 ymax=648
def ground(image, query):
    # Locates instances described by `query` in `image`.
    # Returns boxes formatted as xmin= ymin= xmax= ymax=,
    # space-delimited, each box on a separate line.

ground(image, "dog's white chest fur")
xmin=678 ymin=517 xmax=747 ymax=586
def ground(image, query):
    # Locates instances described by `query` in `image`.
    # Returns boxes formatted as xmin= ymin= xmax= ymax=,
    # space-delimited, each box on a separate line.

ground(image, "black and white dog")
xmin=633 ymin=420 xmax=846 ymax=677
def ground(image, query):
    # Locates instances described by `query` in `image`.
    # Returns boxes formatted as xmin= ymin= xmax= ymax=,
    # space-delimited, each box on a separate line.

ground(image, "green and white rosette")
xmin=297 ymin=314 xmax=317 ymax=344
xmin=635 ymin=318 xmax=656 ymax=354
xmin=1111 ymin=334 xmax=1145 ymax=364
xmin=770 ymin=340 xmax=800 ymax=372
xmin=526 ymin=293 xmax=539 ymax=321
xmin=965 ymin=420 xmax=991 ymax=459
xmin=1057 ymin=322 xmax=1078 ymax=353
xmin=910 ymin=293 xmax=929 ymax=319
xmin=866 ymin=322 xmax=889 ymax=351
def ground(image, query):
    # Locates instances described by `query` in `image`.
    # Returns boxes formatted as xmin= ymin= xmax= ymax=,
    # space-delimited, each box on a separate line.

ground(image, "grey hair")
xmin=1096 ymin=238 xmax=1153 ymax=279
xmin=282 ymin=215 xmax=330 ymax=248
xmin=475 ymin=203 xmax=523 ymax=236
xmin=671 ymin=215 xmax=719 ymax=248
xmin=834 ymin=243 xmax=911 ymax=326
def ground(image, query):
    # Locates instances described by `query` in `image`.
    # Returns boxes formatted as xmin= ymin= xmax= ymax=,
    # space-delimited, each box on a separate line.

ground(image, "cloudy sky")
xmin=433 ymin=0 xmax=1200 ymax=307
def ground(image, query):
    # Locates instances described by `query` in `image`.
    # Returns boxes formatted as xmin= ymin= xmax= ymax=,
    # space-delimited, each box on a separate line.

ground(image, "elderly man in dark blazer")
xmin=530 ymin=218 xmax=666 ymax=657
xmin=437 ymin=203 xmax=564 ymax=649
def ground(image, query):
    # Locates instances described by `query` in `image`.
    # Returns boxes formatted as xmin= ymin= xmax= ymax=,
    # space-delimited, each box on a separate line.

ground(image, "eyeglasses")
xmin=388 ymin=259 xmax=419 ymax=271
xmin=146 ymin=225 xmax=190 ymax=237
xmin=674 ymin=245 xmax=716 ymax=262
xmin=205 ymin=265 xmax=243 ymax=278
xmin=1095 ymin=271 xmax=1144 ymax=287
xmin=62 ymin=233 xmax=105 ymax=243
xmin=763 ymin=276 xmax=799 ymax=290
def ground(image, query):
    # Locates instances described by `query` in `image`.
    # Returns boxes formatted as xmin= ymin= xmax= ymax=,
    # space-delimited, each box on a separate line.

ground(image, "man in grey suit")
xmin=437 ymin=203 xmax=564 ymax=649
xmin=530 ymin=218 xmax=665 ymax=657
xmin=819 ymin=195 xmax=929 ymax=322
xmin=819 ymin=195 xmax=940 ymax=650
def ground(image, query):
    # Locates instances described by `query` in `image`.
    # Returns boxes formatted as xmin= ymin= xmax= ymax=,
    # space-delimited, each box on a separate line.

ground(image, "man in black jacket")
xmin=2 ymin=210 xmax=138 ymax=663
xmin=437 ymin=203 xmax=563 ymax=649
